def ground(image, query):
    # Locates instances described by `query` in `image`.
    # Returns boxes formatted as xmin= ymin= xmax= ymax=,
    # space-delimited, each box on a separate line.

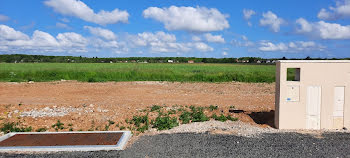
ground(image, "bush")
xmin=35 ymin=128 xmax=47 ymax=132
xmin=212 ymin=114 xmax=227 ymax=122
xmin=212 ymin=114 xmax=239 ymax=122
xmin=190 ymin=106 xmax=209 ymax=122
xmin=209 ymin=105 xmax=218 ymax=111
xmin=119 ymin=126 xmax=126 ymax=130
xmin=131 ymin=115 xmax=149 ymax=127
xmin=179 ymin=111 xmax=191 ymax=124
xmin=227 ymin=115 xmax=239 ymax=121
xmin=52 ymin=120 xmax=64 ymax=132
xmin=152 ymin=115 xmax=179 ymax=130
xmin=0 ymin=122 xmax=32 ymax=134
xmin=150 ymin=105 xmax=162 ymax=112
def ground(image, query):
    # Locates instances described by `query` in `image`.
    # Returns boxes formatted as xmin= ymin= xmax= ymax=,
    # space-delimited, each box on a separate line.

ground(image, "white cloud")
xmin=143 ymin=6 xmax=229 ymax=32
xmin=56 ymin=22 xmax=70 ymax=29
xmin=296 ymin=18 xmax=350 ymax=39
xmin=258 ymin=40 xmax=325 ymax=52
xmin=129 ymin=31 xmax=213 ymax=53
xmin=259 ymin=11 xmax=285 ymax=32
xmin=192 ymin=42 xmax=214 ymax=52
xmin=60 ymin=18 xmax=70 ymax=23
xmin=222 ymin=51 xmax=228 ymax=56
xmin=44 ymin=0 xmax=129 ymax=25
xmin=317 ymin=0 xmax=350 ymax=20
xmin=0 ymin=25 xmax=29 ymax=40
xmin=243 ymin=9 xmax=256 ymax=20
xmin=204 ymin=33 xmax=225 ymax=43
xmin=0 ymin=24 xmax=87 ymax=53
xmin=192 ymin=36 xmax=201 ymax=42
xmin=232 ymin=35 xmax=254 ymax=47
xmin=84 ymin=26 xmax=117 ymax=40
xmin=243 ymin=9 xmax=255 ymax=26
xmin=0 ymin=14 xmax=9 ymax=22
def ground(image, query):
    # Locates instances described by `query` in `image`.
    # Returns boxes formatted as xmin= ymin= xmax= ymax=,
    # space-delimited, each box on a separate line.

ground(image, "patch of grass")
xmin=150 ymin=105 xmax=162 ymax=112
xmin=35 ymin=127 xmax=47 ymax=132
xmin=0 ymin=63 xmax=276 ymax=83
xmin=51 ymin=120 xmax=64 ymax=132
xmin=208 ymin=105 xmax=218 ymax=111
xmin=0 ymin=122 xmax=32 ymax=134
xmin=151 ymin=115 xmax=179 ymax=130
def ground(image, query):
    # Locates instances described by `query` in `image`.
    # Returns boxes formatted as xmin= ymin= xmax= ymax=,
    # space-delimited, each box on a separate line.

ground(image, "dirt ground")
xmin=0 ymin=81 xmax=275 ymax=133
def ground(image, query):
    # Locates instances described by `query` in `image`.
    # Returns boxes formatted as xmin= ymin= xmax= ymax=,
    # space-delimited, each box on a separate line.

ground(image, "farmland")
xmin=0 ymin=63 xmax=276 ymax=83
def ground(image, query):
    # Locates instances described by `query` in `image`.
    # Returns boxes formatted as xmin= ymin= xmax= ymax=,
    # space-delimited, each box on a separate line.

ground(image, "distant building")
xmin=188 ymin=60 xmax=194 ymax=63
xmin=257 ymin=60 xmax=261 ymax=64
xmin=168 ymin=60 xmax=174 ymax=63
xmin=266 ymin=60 xmax=271 ymax=63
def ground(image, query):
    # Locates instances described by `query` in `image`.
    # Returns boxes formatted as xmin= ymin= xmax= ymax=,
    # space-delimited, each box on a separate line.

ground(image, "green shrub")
xmin=119 ymin=126 xmax=126 ymax=130
xmin=190 ymin=106 xmax=209 ymax=122
xmin=179 ymin=111 xmax=191 ymax=124
xmin=152 ymin=115 xmax=179 ymax=130
xmin=212 ymin=114 xmax=227 ymax=122
xmin=150 ymin=105 xmax=162 ymax=112
xmin=131 ymin=114 xmax=149 ymax=127
xmin=227 ymin=115 xmax=239 ymax=121
xmin=0 ymin=122 xmax=32 ymax=134
xmin=209 ymin=105 xmax=218 ymax=111
xmin=168 ymin=109 xmax=176 ymax=115
xmin=35 ymin=127 xmax=47 ymax=132
xmin=52 ymin=120 xmax=64 ymax=132
xmin=212 ymin=114 xmax=239 ymax=122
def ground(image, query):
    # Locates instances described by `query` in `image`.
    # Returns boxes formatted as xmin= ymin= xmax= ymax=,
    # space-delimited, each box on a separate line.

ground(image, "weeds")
xmin=0 ymin=122 xmax=32 ymax=134
xmin=151 ymin=115 xmax=179 ymax=130
xmin=35 ymin=127 xmax=47 ymax=132
xmin=190 ymin=106 xmax=209 ymax=122
xmin=52 ymin=120 xmax=64 ymax=132
xmin=179 ymin=111 xmax=191 ymax=124
xmin=209 ymin=105 xmax=218 ymax=111
xmin=150 ymin=105 xmax=162 ymax=112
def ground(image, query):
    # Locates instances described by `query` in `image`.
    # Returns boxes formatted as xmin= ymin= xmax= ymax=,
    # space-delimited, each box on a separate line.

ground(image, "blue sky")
xmin=0 ymin=0 xmax=349 ymax=58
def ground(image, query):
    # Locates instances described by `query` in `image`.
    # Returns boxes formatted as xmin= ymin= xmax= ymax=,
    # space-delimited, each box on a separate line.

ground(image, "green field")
xmin=0 ymin=63 xmax=277 ymax=83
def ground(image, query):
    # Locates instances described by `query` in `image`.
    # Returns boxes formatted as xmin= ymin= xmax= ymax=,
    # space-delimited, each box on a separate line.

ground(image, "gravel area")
xmin=1 ymin=121 xmax=350 ymax=157
xmin=1 ymin=132 xmax=350 ymax=158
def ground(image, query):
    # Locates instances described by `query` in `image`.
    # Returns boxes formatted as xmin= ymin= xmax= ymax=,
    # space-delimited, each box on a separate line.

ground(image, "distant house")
xmin=188 ymin=60 xmax=194 ymax=63
xmin=168 ymin=60 xmax=174 ymax=63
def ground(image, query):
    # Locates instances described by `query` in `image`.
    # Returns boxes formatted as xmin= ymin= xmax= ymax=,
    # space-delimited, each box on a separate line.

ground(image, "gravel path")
xmin=1 ymin=132 xmax=350 ymax=158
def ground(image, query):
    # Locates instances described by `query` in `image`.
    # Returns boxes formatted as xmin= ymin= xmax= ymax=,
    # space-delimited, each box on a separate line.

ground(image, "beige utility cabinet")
xmin=275 ymin=60 xmax=350 ymax=129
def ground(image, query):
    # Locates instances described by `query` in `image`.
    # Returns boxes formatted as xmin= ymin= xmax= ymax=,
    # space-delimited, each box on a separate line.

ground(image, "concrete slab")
xmin=0 ymin=131 xmax=132 ymax=152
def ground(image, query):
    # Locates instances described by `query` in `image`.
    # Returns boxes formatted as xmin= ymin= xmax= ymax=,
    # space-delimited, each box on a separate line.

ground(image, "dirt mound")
xmin=0 ymin=81 xmax=275 ymax=132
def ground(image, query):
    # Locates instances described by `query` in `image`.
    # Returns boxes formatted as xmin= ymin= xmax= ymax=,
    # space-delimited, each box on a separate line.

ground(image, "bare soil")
xmin=0 ymin=81 xmax=275 ymax=133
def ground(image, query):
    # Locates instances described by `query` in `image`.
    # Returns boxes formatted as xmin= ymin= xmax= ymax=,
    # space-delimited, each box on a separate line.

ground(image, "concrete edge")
xmin=0 ymin=131 xmax=132 ymax=152
xmin=277 ymin=60 xmax=350 ymax=63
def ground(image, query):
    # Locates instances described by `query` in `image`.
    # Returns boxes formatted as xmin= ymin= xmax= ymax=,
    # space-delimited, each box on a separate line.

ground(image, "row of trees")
xmin=0 ymin=54 xmax=347 ymax=63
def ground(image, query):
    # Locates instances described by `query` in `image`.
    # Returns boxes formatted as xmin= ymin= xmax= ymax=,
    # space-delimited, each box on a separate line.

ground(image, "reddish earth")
xmin=0 ymin=133 xmax=123 ymax=146
xmin=0 ymin=81 xmax=275 ymax=132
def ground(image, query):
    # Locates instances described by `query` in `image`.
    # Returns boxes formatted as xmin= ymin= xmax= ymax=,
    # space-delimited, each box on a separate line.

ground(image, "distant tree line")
xmin=0 ymin=54 xmax=348 ymax=64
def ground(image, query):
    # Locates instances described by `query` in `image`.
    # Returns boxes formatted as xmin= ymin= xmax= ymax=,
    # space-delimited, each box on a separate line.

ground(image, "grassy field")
xmin=0 ymin=63 xmax=277 ymax=83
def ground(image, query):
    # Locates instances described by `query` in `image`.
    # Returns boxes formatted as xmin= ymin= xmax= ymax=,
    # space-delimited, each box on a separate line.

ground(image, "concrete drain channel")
xmin=0 ymin=131 xmax=132 ymax=152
